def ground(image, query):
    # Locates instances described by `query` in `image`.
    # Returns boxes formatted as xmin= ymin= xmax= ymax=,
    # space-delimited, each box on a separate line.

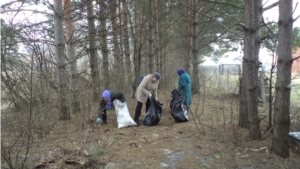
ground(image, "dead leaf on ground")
xmin=65 ymin=158 xmax=86 ymax=165
xmin=128 ymin=142 xmax=138 ymax=147
xmin=107 ymin=137 xmax=114 ymax=147
xmin=83 ymin=149 xmax=89 ymax=156
xmin=33 ymin=159 xmax=55 ymax=169
xmin=49 ymin=146 xmax=70 ymax=159
xmin=161 ymin=149 xmax=173 ymax=155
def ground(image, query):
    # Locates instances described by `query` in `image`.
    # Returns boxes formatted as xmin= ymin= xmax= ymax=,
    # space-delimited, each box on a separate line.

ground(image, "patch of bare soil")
xmin=2 ymin=91 xmax=299 ymax=169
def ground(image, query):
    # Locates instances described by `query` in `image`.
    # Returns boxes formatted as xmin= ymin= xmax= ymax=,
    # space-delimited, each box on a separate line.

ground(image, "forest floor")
xmin=1 ymin=90 xmax=300 ymax=169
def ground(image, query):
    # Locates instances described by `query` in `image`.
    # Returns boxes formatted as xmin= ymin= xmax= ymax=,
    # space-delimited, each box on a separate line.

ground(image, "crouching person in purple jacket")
xmin=97 ymin=90 xmax=126 ymax=124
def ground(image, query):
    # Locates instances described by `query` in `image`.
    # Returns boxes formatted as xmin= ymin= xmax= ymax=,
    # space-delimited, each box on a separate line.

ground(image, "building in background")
xmin=292 ymin=48 xmax=300 ymax=73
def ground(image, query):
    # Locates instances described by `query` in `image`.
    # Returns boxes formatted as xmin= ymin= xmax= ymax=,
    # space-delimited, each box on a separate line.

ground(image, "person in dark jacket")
xmin=97 ymin=90 xmax=126 ymax=124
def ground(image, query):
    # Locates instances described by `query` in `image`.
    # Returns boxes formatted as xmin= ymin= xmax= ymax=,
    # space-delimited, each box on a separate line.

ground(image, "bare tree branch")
xmin=236 ymin=23 xmax=247 ymax=31
xmin=292 ymin=56 xmax=300 ymax=61
xmin=2 ymin=9 xmax=53 ymax=15
xmin=185 ymin=0 xmax=244 ymax=10
xmin=262 ymin=1 xmax=279 ymax=12
xmin=198 ymin=12 xmax=244 ymax=39
xmin=0 ymin=0 xmax=19 ymax=8
xmin=294 ymin=15 xmax=300 ymax=22
xmin=293 ymin=2 xmax=298 ymax=14
xmin=261 ymin=17 xmax=277 ymax=37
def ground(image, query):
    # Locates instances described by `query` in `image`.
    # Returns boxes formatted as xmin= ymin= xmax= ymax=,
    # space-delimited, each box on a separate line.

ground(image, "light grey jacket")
xmin=136 ymin=74 xmax=159 ymax=103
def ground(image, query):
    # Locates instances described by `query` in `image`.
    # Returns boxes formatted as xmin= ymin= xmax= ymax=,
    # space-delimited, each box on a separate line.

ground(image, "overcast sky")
xmin=1 ymin=0 xmax=299 ymax=27
xmin=263 ymin=0 xmax=300 ymax=28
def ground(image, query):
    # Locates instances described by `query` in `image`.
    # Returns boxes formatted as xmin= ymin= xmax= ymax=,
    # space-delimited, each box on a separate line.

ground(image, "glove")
xmin=96 ymin=118 xmax=102 ymax=123
xmin=149 ymin=93 xmax=152 ymax=98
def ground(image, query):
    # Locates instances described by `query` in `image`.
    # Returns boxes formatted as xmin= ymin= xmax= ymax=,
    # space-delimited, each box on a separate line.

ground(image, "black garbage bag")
xmin=144 ymin=95 xmax=163 ymax=126
xmin=170 ymin=89 xmax=178 ymax=110
xmin=170 ymin=89 xmax=188 ymax=122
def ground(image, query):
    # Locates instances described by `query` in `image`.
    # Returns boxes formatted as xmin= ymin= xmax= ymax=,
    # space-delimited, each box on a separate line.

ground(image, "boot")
xmin=134 ymin=119 xmax=140 ymax=127
xmin=101 ymin=114 xmax=107 ymax=124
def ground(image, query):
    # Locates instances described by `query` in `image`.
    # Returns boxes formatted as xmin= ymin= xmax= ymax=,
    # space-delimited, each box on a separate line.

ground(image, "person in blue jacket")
xmin=177 ymin=68 xmax=192 ymax=109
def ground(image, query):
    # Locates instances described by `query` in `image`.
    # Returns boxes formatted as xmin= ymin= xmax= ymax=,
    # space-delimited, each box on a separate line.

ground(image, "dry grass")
xmin=1 ymin=89 xmax=299 ymax=169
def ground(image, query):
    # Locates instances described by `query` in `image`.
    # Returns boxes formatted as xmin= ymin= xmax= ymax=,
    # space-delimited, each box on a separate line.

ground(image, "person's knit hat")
xmin=102 ymin=90 xmax=111 ymax=98
xmin=177 ymin=68 xmax=185 ymax=76
xmin=102 ymin=90 xmax=112 ymax=109
xmin=153 ymin=72 xmax=161 ymax=80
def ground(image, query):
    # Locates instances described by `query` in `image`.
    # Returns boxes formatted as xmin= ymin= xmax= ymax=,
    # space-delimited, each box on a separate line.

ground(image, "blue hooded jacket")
xmin=178 ymin=71 xmax=192 ymax=106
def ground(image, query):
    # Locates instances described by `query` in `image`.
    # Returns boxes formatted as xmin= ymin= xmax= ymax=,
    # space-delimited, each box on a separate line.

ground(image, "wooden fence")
xmin=199 ymin=65 xmax=269 ymax=105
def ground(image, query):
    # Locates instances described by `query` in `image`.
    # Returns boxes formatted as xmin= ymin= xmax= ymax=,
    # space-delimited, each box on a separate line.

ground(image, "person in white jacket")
xmin=133 ymin=72 xmax=161 ymax=126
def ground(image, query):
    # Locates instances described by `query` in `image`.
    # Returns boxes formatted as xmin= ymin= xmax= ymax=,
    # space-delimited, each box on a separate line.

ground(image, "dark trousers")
xmin=99 ymin=110 xmax=107 ymax=122
xmin=134 ymin=98 xmax=151 ymax=122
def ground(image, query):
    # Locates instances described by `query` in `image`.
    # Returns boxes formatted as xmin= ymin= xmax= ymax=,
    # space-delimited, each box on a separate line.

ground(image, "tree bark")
xmin=244 ymin=0 xmax=261 ymax=139
xmin=130 ymin=1 xmax=146 ymax=77
xmin=118 ymin=1 xmax=125 ymax=80
xmin=148 ymin=0 xmax=154 ymax=73
xmin=121 ymin=0 xmax=131 ymax=82
xmin=54 ymin=0 xmax=69 ymax=120
xmin=98 ymin=0 xmax=109 ymax=89
xmin=159 ymin=0 xmax=165 ymax=85
xmin=271 ymin=0 xmax=292 ymax=158
xmin=268 ymin=61 xmax=275 ymax=129
xmin=64 ymin=0 xmax=80 ymax=114
xmin=254 ymin=0 xmax=263 ymax=106
xmin=109 ymin=0 xmax=123 ymax=90
xmin=86 ymin=0 xmax=100 ymax=102
xmin=154 ymin=0 xmax=160 ymax=73
xmin=132 ymin=0 xmax=141 ymax=78
xmin=254 ymin=0 xmax=262 ymax=62
xmin=191 ymin=0 xmax=200 ymax=94
xmin=239 ymin=76 xmax=248 ymax=128
xmin=185 ymin=0 xmax=192 ymax=74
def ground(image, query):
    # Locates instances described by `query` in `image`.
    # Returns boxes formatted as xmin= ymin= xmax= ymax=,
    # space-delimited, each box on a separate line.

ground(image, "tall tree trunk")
xmin=185 ymin=0 xmax=192 ymax=74
xmin=148 ymin=0 xmax=154 ymax=73
xmin=37 ymin=51 xmax=46 ymax=104
xmin=254 ymin=0 xmax=262 ymax=78
xmin=118 ymin=1 xmax=125 ymax=80
xmin=109 ymin=0 xmax=122 ymax=90
xmin=131 ymin=1 xmax=146 ymax=77
xmin=86 ymin=0 xmax=100 ymax=102
xmin=64 ymin=0 xmax=80 ymax=114
xmin=121 ymin=0 xmax=131 ymax=82
xmin=244 ymin=0 xmax=261 ymax=139
xmin=159 ymin=40 xmax=163 ymax=85
xmin=191 ymin=0 xmax=200 ymax=94
xmin=254 ymin=0 xmax=263 ymax=130
xmin=239 ymin=76 xmax=248 ymax=128
xmin=159 ymin=1 xmax=165 ymax=85
xmin=99 ymin=0 xmax=109 ymax=89
xmin=271 ymin=0 xmax=292 ymax=158
xmin=254 ymin=0 xmax=263 ymax=109
xmin=154 ymin=0 xmax=160 ymax=73
xmin=268 ymin=53 xmax=276 ymax=129
xmin=132 ymin=0 xmax=140 ymax=77
xmin=239 ymin=0 xmax=250 ymax=128
xmin=54 ymin=0 xmax=69 ymax=120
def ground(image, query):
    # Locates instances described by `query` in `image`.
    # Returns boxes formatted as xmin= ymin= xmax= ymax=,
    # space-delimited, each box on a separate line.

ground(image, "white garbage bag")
xmin=113 ymin=99 xmax=136 ymax=129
